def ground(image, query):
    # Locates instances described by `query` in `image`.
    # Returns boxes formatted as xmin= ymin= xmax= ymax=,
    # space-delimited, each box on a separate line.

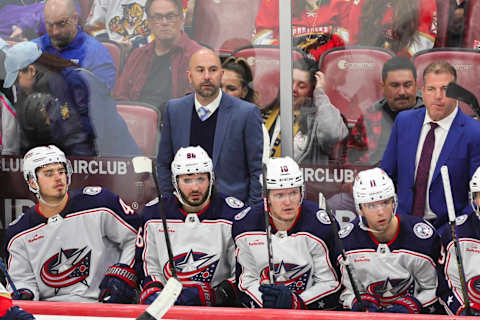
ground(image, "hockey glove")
xmin=139 ymin=279 xmax=164 ymax=305
xmin=383 ymin=295 xmax=422 ymax=314
xmin=213 ymin=279 xmax=238 ymax=307
xmin=351 ymin=294 xmax=380 ymax=312
xmin=98 ymin=263 xmax=137 ymax=304
xmin=12 ymin=289 xmax=34 ymax=301
xmin=175 ymin=281 xmax=215 ymax=306
xmin=459 ymin=302 xmax=480 ymax=316
xmin=259 ymin=284 xmax=306 ymax=309
xmin=3 ymin=306 xmax=35 ymax=320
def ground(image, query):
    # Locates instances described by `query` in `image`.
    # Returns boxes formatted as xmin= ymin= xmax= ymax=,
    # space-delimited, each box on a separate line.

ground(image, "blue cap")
xmin=3 ymin=41 xmax=42 ymax=88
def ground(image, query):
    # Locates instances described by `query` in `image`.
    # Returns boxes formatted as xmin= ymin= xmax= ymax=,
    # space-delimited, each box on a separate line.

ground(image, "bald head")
xmin=44 ymin=0 xmax=78 ymax=50
xmin=187 ymin=48 xmax=223 ymax=105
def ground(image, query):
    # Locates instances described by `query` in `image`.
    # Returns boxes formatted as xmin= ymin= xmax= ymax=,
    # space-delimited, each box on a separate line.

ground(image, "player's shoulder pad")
xmin=82 ymin=186 xmax=103 ymax=196
xmin=316 ymin=209 xmax=332 ymax=225
xmin=339 ymin=222 xmax=354 ymax=239
xmin=145 ymin=197 xmax=159 ymax=207
xmin=413 ymin=221 xmax=434 ymax=240
xmin=455 ymin=214 xmax=468 ymax=226
xmin=234 ymin=207 xmax=251 ymax=221
xmin=225 ymin=196 xmax=245 ymax=209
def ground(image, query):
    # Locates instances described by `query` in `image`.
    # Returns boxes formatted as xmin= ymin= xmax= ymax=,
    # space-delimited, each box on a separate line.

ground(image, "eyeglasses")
xmin=178 ymin=176 xmax=208 ymax=185
xmin=270 ymin=189 xmax=301 ymax=201
xmin=149 ymin=13 xmax=180 ymax=24
xmin=46 ymin=17 xmax=72 ymax=29
xmin=362 ymin=199 xmax=393 ymax=210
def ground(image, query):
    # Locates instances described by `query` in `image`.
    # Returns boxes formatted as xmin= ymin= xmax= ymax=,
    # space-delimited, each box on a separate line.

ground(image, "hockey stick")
xmin=440 ymin=165 xmax=471 ymax=316
xmin=262 ymin=163 xmax=275 ymax=284
xmin=325 ymin=208 xmax=364 ymax=311
xmin=132 ymin=156 xmax=182 ymax=320
xmin=446 ymin=82 xmax=480 ymax=119
xmin=0 ymin=258 xmax=19 ymax=299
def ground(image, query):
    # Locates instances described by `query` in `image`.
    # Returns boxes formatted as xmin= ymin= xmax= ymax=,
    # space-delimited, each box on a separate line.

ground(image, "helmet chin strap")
xmin=174 ymin=183 xmax=212 ymax=211
xmin=359 ymin=209 xmax=396 ymax=234
xmin=37 ymin=192 xmax=68 ymax=208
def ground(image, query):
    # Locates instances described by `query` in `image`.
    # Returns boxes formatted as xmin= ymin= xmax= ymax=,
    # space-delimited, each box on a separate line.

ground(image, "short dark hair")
xmin=293 ymin=56 xmax=318 ymax=87
xmin=382 ymin=56 xmax=417 ymax=82
xmin=423 ymin=61 xmax=457 ymax=82
xmin=145 ymin=0 xmax=182 ymax=16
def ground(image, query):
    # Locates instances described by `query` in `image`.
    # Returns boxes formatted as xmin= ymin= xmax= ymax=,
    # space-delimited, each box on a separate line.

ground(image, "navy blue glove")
xmin=259 ymin=284 xmax=306 ymax=309
xmin=4 ymin=306 xmax=35 ymax=320
xmin=175 ymin=282 xmax=214 ymax=306
xmin=460 ymin=302 xmax=480 ymax=316
xmin=12 ymin=289 xmax=33 ymax=301
xmin=139 ymin=279 xmax=163 ymax=305
xmin=98 ymin=263 xmax=137 ymax=304
xmin=351 ymin=294 xmax=380 ymax=312
xmin=383 ymin=295 xmax=422 ymax=314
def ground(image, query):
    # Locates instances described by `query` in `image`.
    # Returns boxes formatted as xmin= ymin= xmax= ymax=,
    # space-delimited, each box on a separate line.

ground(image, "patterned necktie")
xmin=412 ymin=122 xmax=439 ymax=217
xmin=198 ymin=106 xmax=209 ymax=121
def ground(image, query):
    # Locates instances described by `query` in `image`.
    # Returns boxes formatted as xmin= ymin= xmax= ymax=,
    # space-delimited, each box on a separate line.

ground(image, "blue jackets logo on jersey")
xmin=163 ymin=250 xmax=219 ymax=283
xmin=260 ymin=261 xmax=311 ymax=293
xmin=467 ymin=275 xmax=480 ymax=304
xmin=40 ymin=247 xmax=91 ymax=293
xmin=366 ymin=276 xmax=415 ymax=305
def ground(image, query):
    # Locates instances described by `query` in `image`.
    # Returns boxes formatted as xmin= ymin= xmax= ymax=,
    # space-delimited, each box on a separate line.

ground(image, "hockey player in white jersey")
xmin=5 ymin=145 xmax=141 ymax=303
xmin=339 ymin=167 xmax=444 ymax=314
xmin=439 ymin=167 xmax=480 ymax=316
xmin=138 ymin=146 xmax=244 ymax=306
xmin=233 ymin=157 xmax=341 ymax=309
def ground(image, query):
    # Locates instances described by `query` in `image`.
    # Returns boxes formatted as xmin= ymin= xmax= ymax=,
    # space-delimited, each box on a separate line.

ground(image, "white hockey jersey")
xmin=5 ymin=187 xmax=140 ymax=302
xmin=232 ymin=200 xmax=341 ymax=309
xmin=338 ymin=214 xmax=442 ymax=312
xmin=138 ymin=193 xmax=244 ymax=288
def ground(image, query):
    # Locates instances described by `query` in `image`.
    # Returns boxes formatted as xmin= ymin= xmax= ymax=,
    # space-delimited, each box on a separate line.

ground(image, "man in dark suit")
xmin=381 ymin=61 xmax=480 ymax=228
xmin=157 ymin=48 xmax=263 ymax=205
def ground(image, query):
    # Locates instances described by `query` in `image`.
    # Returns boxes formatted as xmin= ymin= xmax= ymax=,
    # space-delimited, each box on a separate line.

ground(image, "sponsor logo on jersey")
xmin=164 ymin=250 xmax=219 ymax=283
xmin=248 ymin=239 xmax=265 ymax=246
xmin=413 ymin=222 xmax=433 ymax=239
xmin=455 ymin=214 xmax=468 ymax=226
xmin=316 ymin=210 xmax=331 ymax=224
xmin=28 ymin=234 xmax=45 ymax=243
xmin=467 ymin=275 xmax=480 ymax=304
xmin=225 ymin=197 xmax=244 ymax=209
xmin=339 ymin=222 xmax=354 ymax=238
xmin=367 ymin=276 xmax=415 ymax=306
xmin=82 ymin=186 xmax=102 ymax=195
xmin=234 ymin=207 xmax=251 ymax=220
xmin=40 ymin=247 xmax=91 ymax=293
xmin=260 ymin=261 xmax=311 ymax=294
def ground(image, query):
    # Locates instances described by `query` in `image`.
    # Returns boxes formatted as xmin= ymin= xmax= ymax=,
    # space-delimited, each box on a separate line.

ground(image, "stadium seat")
xmin=232 ymin=45 xmax=305 ymax=108
xmin=412 ymin=48 xmax=480 ymax=116
xmin=434 ymin=0 xmax=451 ymax=48
xmin=463 ymin=0 xmax=480 ymax=49
xmin=116 ymin=101 xmax=160 ymax=157
xmin=77 ymin=0 xmax=93 ymax=26
xmin=101 ymin=40 xmax=123 ymax=75
xmin=191 ymin=0 xmax=262 ymax=56
xmin=318 ymin=46 xmax=395 ymax=124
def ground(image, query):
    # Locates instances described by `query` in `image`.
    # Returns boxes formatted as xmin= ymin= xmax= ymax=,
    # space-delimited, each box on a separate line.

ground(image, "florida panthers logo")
xmin=40 ymin=247 xmax=91 ymax=293
xmin=109 ymin=3 xmax=149 ymax=40
xmin=260 ymin=261 xmax=311 ymax=293
xmin=366 ymin=276 xmax=415 ymax=306
xmin=467 ymin=275 xmax=480 ymax=304
xmin=163 ymin=250 xmax=219 ymax=283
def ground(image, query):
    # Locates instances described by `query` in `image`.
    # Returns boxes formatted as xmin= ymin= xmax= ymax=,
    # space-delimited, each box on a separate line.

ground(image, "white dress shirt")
xmin=194 ymin=90 xmax=222 ymax=121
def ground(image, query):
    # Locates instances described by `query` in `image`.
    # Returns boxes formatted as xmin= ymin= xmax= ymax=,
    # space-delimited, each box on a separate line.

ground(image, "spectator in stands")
xmin=2 ymin=40 xmax=141 ymax=157
xmin=263 ymin=56 xmax=348 ymax=164
xmin=447 ymin=0 xmax=466 ymax=47
xmin=253 ymin=0 xmax=346 ymax=61
xmin=85 ymin=0 xmax=151 ymax=50
xmin=337 ymin=0 xmax=437 ymax=56
xmin=157 ymin=48 xmax=264 ymax=205
xmin=381 ymin=61 xmax=480 ymax=228
xmin=113 ymin=0 xmax=201 ymax=113
xmin=346 ymin=56 xmax=423 ymax=165
xmin=0 ymin=1 xmax=46 ymax=40
xmin=33 ymin=0 xmax=116 ymax=90
xmin=221 ymin=56 xmax=270 ymax=164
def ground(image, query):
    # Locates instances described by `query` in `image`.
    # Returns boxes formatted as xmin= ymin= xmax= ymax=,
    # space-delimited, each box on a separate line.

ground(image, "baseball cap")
xmin=3 ymin=41 xmax=42 ymax=89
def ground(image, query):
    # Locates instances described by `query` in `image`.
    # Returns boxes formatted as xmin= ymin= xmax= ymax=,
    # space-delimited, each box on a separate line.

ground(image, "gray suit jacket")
xmin=157 ymin=92 xmax=263 ymax=205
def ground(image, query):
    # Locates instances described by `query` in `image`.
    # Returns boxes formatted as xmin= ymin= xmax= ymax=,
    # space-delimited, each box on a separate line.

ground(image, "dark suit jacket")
xmin=381 ymin=107 xmax=480 ymax=228
xmin=157 ymin=92 xmax=263 ymax=205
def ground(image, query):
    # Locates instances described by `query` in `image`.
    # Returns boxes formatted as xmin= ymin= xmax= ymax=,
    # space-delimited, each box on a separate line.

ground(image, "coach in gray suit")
xmin=157 ymin=48 xmax=263 ymax=205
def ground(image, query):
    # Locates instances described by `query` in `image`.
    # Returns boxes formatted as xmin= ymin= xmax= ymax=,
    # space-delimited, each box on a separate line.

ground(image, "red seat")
xmin=434 ymin=0 xmax=451 ymax=48
xmin=233 ymin=45 xmax=305 ymax=108
xmin=101 ymin=40 xmax=123 ymax=75
xmin=116 ymin=102 xmax=160 ymax=157
xmin=191 ymin=0 xmax=262 ymax=55
xmin=318 ymin=46 xmax=395 ymax=123
xmin=412 ymin=48 xmax=480 ymax=116
xmin=463 ymin=0 xmax=480 ymax=49
xmin=77 ymin=0 xmax=93 ymax=26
